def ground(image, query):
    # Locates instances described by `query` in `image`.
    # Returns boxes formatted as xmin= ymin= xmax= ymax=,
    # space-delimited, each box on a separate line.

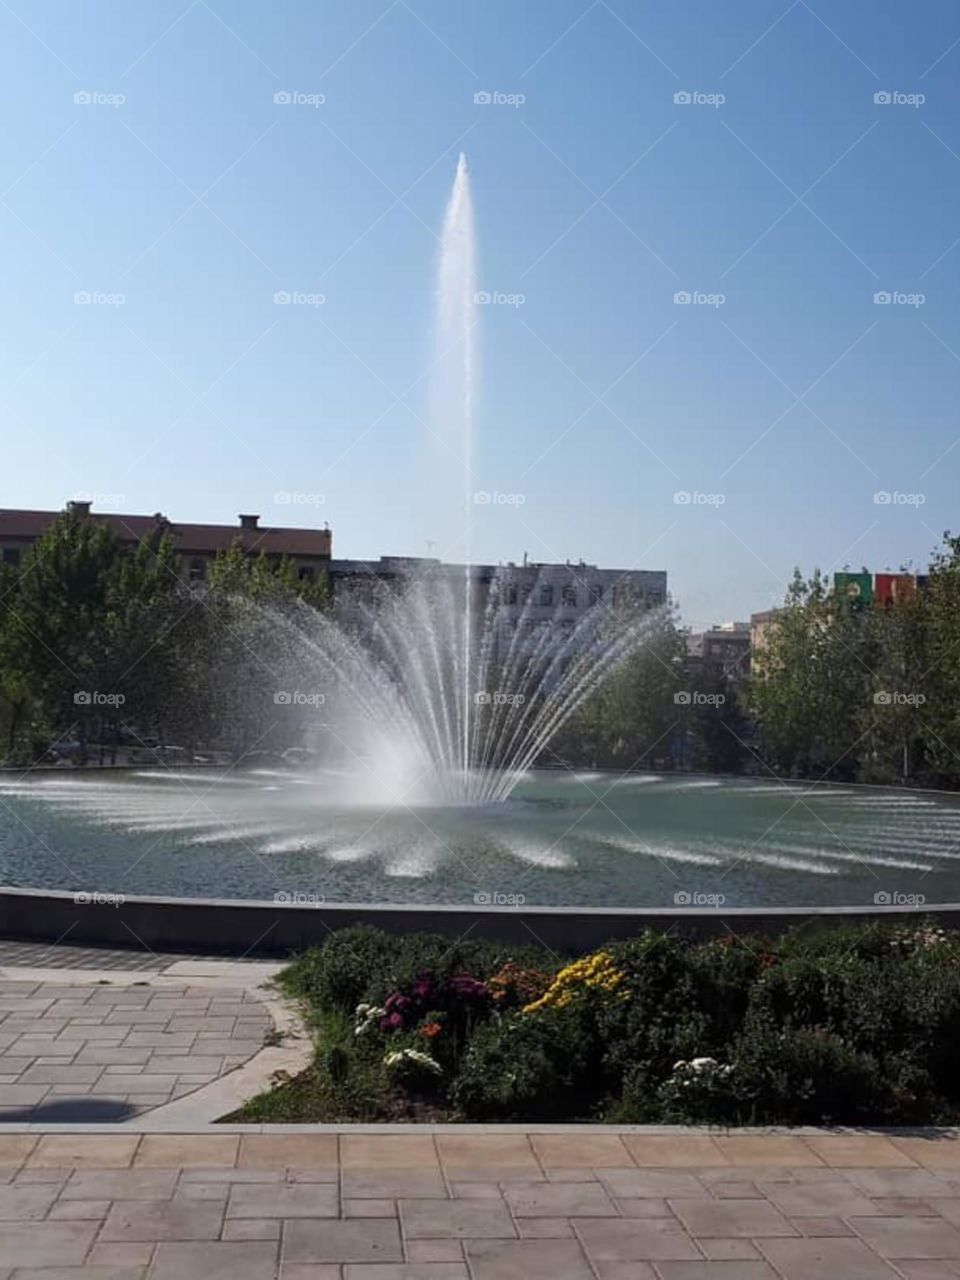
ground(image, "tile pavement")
xmin=1 ymin=1129 xmax=960 ymax=1275
xmin=0 ymin=978 xmax=271 ymax=1120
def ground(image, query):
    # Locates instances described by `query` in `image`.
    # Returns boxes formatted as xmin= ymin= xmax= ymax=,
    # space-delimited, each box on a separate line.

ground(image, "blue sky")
xmin=2 ymin=1 xmax=960 ymax=629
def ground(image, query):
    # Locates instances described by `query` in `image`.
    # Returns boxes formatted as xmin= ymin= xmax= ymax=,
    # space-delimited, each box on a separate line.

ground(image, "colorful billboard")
xmin=834 ymin=572 xmax=873 ymax=607
xmin=874 ymin=573 xmax=916 ymax=607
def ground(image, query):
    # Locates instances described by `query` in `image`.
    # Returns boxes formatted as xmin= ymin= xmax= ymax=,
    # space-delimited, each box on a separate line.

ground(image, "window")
xmin=589 ymin=585 xmax=602 ymax=605
xmin=189 ymin=558 xmax=206 ymax=582
xmin=519 ymin=584 xmax=532 ymax=605
xmin=504 ymin=583 xmax=518 ymax=605
xmin=298 ymin=566 xmax=315 ymax=583
xmin=539 ymin=583 xmax=554 ymax=607
xmin=562 ymin=585 xmax=577 ymax=608
xmin=2 ymin=548 xmax=20 ymax=567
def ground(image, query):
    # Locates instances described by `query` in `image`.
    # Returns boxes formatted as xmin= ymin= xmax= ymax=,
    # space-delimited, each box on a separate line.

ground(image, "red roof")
xmin=0 ymin=508 xmax=331 ymax=558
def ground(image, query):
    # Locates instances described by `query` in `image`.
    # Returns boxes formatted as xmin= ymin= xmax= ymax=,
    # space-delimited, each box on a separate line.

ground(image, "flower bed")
xmin=226 ymin=921 xmax=960 ymax=1125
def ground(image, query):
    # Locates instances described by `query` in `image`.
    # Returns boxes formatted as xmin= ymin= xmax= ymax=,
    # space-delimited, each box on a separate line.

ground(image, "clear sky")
xmin=2 ymin=1 xmax=959 ymax=629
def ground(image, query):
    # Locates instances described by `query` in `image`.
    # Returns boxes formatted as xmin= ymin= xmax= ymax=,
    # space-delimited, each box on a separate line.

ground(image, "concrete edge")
xmin=3 ymin=883 xmax=959 ymax=955
xmin=0 ymin=1121 xmax=956 ymax=1136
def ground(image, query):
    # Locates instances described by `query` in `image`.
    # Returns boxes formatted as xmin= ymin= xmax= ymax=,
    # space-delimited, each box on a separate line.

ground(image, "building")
xmin=686 ymin=621 xmax=752 ymax=680
xmin=1 ymin=501 xmax=667 ymax=638
xmin=328 ymin=554 xmax=667 ymax=624
xmin=0 ymin=501 xmax=332 ymax=583
xmin=750 ymin=609 xmax=783 ymax=663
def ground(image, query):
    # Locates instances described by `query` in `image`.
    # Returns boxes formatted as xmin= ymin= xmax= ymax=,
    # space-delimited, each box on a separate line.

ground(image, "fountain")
xmin=242 ymin=154 xmax=662 ymax=808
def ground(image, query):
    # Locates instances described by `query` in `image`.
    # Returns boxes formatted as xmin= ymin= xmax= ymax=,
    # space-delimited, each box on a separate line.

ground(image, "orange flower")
xmin=419 ymin=1021 xmax=442 ymax=1039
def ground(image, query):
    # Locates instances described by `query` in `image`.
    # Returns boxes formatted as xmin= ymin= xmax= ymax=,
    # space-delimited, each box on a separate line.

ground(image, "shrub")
xmin=729 ymin=1018 xmax=892 ymax=1125
xmin=251 ymin=920 xmax=960 ymax=1127
xmin=285 ymin=926 xmax=396 ymax=1014
xmin=285 ymin=928 xmax=557 ymax=1017
xmin=453 ymin=1004 xmax=600 ymax=1120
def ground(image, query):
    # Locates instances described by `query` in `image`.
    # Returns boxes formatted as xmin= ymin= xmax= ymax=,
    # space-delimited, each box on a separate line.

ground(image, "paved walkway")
xmin=0 ymin=940 xmax=220 ymax=972
xmin=0 ymin=962 xmax=300 ymax=1121
xmin=0 ymin=1129 xmax=959 ymax=1276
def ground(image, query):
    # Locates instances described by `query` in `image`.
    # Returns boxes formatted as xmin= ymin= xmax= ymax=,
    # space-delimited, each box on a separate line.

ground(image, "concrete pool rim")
xmin=1 ymin=883 xmax=958 ymax=956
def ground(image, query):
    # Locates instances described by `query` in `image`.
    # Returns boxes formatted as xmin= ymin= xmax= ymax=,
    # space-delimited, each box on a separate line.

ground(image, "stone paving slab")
xmin=0 ymin=1132 xmax=958 ymax=1275
xmin=0 ymin=977 xmax=271 ymax=1122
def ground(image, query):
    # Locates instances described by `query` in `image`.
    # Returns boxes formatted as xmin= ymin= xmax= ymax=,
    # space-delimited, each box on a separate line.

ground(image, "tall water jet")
xmin=434 ymin=153 xmax=477 ymax=777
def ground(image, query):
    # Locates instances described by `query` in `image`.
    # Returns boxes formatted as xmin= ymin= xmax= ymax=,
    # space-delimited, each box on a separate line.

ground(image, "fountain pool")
xmin=0 ymin=768 xmax=955 ymax=909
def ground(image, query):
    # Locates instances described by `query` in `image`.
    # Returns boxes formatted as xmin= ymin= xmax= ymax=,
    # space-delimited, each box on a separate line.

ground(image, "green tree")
xmin=747 ymin=568 xmax=877 ymax=778
xmin=550 ymin=606 xmax=685 ymax=770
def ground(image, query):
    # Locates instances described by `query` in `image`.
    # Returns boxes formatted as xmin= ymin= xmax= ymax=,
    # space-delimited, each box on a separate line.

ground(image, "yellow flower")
xmin=522 ymin=950 xmax=628 ymax=1014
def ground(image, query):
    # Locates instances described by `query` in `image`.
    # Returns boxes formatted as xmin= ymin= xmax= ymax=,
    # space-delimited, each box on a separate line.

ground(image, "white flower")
xmin=383 ymin=1048 xmax=442 ymax=1076
xmin=353 ymin=1004 xmax=386 ymax=1036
